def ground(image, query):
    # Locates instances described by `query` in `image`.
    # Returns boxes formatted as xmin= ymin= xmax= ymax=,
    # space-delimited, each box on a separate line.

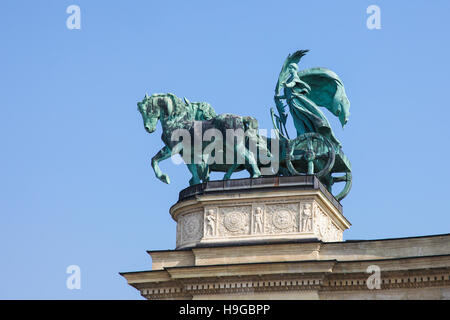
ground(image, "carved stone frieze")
xmin=174 ymin=192 xmax=348 ymax=248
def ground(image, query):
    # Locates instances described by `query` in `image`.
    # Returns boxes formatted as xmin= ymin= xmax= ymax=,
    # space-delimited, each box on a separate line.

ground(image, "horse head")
xmin=138 ymin=93 xmax=192 ymax=133
xmin=137 ymin=93 xmax=161 ymax=133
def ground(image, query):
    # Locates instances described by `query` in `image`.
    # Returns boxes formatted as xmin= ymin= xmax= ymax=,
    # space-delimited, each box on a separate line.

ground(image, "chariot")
xmin=270 ymin=108 xmax=352 ymax=201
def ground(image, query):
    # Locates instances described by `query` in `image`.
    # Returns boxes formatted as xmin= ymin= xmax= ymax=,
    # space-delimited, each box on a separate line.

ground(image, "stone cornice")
xmin=121 ymin=254 xmax=450 ymax=299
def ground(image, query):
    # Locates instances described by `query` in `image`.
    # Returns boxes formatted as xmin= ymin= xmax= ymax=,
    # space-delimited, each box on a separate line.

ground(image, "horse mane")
xmin=150 ymin=93 xmax=216 ymax=121
xmin=191 ymin=101 xmax=217 ymax=120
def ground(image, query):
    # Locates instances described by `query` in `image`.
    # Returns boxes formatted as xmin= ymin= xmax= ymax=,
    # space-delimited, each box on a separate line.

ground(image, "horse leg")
xmin=198 ymin=163 xmax=210 ymax=182
xmin=239 ymin=141 xmax=261 ymax=178
xmin=223 ymin=140 xmax=239 ymax=180
xmin=224 ymin=163 xmax=239 ymax=180
xmin=151 ymin=146 xmax=172 ymax=184
xmin=246 ymin=150 xmax=261 ymax=178
xmin=187 ymin=164 xmax=201 ymax=186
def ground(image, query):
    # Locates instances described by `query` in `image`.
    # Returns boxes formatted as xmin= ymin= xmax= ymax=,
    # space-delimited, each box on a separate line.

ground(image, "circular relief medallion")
xmin=183 ymin=216 xmax=200 ymax=238
xmin=272 ymin=210 xmax=293 ymax=229
xmin=224 ymin=212 xmax=245 ymax=232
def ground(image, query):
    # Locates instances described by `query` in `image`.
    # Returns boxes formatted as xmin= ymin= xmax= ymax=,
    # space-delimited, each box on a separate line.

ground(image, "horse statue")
xmin=137 ymin=93 xmax=271 ymax=186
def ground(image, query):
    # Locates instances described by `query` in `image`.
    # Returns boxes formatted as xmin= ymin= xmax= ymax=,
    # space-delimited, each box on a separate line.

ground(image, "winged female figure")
xmin=274 ymin=50 xmax=350 ymax=150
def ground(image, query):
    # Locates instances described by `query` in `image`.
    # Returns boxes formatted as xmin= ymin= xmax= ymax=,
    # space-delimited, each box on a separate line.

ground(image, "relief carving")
xmin=176 ymin=197 xmax=345 ymax=248
xmin=218 ymin=206 xmax=250 ymax=236
xmin=204 ymin=208 xmax=217 ymax=237
xmin=314 ymin=203 xmax=342 ymax=242
xmin=265 ymin=203 xmax=298 ymax=233
xmin=181 ymin=212 xmax=203 ymax=243
xmin=253 ymin=206 xmax=264 ymax=234
xmin=300 ymin=202 xmax=313 ymax=232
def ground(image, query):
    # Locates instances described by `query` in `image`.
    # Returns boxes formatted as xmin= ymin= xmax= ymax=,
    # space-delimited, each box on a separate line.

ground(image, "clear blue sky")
xmin=1 ymin=0 xmax=449 ymax=299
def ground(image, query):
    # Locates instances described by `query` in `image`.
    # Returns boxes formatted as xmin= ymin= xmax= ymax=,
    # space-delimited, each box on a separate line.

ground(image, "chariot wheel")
xmin=285 ymin=132 xmax=335 ymax=178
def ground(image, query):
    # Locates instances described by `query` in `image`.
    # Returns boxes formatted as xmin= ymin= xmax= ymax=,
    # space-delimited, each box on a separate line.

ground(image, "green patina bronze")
xmin=137 ymin=50 xmax=352 ymax=201
xmin=137 ymin=93 xmax=270 ymax=186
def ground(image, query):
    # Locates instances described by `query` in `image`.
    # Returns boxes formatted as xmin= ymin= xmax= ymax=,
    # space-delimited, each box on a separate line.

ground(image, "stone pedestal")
xmin=172 ymin=176 xmax=350 ymax=249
